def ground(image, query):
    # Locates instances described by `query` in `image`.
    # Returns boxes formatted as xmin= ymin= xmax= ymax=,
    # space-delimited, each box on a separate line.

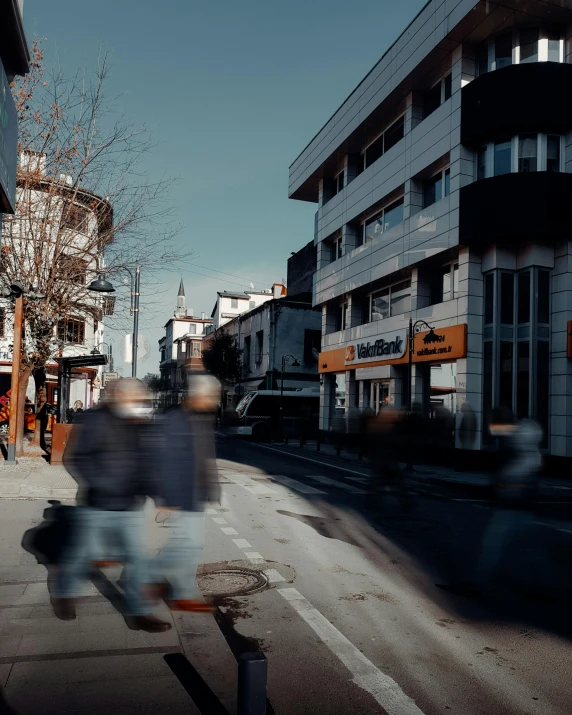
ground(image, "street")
xmin=0 ymin=439 xmax=571 ymax=714
xmin=208 ymin=435 xmax=572 ymax=715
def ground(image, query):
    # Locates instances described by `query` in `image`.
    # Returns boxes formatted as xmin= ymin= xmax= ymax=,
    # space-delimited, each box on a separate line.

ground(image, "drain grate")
xmin=198 ymin=568 xmax=268 ymax=597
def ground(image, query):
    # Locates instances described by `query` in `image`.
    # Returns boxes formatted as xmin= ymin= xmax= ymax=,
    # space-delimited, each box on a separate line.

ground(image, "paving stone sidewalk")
xmin=0 ymin=460 xmax=77 ymax=500
xmin=0 ymin=499 xmax=238 ymax=714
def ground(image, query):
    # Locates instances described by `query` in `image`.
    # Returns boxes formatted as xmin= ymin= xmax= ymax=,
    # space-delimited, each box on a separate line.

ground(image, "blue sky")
xmin=23 ymin=0 xmax=424 ymax=373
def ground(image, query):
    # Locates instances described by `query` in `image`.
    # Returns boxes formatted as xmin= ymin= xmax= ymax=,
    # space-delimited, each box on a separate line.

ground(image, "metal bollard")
xmin=237 ymin=651 xmax=267 ymax=715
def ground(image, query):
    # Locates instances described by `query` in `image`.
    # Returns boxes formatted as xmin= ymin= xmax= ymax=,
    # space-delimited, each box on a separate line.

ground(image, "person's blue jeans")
xmin=475 ymin=508 xmax=532 ymax=585
xmin=57 ymin=506 xmax=149 ymax=616
xmin=150 ymin=511 xmax=205 ymax=600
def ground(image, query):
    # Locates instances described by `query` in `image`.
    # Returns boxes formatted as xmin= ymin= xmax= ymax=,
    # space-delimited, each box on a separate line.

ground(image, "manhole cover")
xmin=198 ymin=568 xmax=268 ymax=597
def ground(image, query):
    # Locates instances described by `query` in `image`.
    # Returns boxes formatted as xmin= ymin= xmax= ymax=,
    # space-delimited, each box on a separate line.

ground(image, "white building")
xmin=0 ymin=156 xmax=114 ymax=421
xmin=159 ymin=280 xmax=213 ymax=400
xmin=210 ymin=284 xmax=286 ymax=330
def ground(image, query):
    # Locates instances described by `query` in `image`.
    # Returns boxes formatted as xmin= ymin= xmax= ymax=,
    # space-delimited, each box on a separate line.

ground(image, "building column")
xmin=341 ymin=223 xmax=359 ymax=255
xmin=320 ymin=373 xmax=334 ymax=431
xmin=454 ymin=246 xmax=484 ymax=449
xmin=345 ymin=370 xmax=358 ymax=431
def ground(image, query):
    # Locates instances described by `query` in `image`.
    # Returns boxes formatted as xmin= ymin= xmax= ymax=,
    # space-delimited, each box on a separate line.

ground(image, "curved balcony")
xmin=461 ymin=63 xmax=572 ymax=146
xmin=459 ymin=172 xmax=572 ymax=246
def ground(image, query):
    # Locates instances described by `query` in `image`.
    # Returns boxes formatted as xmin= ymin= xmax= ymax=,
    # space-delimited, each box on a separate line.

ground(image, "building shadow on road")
xmin=220 ymin=440 xmax=572 ymax=642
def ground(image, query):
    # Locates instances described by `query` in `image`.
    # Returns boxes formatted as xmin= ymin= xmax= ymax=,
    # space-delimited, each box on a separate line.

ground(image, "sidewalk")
xmin=0 ymin=459 xmax=77 ymax=500
xmin=0 ymin=498 xmax=238 ymax=714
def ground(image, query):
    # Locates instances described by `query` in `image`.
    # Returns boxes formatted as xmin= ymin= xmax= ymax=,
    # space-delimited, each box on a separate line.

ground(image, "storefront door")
xmin=370 ymin=380 xmax=389 ymax=414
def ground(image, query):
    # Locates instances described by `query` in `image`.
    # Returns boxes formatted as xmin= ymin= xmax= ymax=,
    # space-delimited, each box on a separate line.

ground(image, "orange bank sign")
xmin=319 ymin=324 xmax=467 ymax=373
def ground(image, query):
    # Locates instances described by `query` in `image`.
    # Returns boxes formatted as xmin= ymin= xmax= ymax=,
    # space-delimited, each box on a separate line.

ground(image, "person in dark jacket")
xmin=55 ymin=378 xmax=170 ymax=632
xmin=149 ymin=373 xmax=221 ymax=612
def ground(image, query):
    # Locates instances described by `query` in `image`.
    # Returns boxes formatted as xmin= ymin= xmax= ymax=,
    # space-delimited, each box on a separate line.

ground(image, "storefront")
xmin=318 ymin=324 xmax=467 ymax=428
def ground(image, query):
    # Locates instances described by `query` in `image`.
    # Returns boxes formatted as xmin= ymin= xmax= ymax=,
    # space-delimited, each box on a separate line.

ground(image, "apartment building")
xmin=210 ymin=284 xmax=286 ymax=330
xmin=289 ymin=0 xmax=572 ymax=455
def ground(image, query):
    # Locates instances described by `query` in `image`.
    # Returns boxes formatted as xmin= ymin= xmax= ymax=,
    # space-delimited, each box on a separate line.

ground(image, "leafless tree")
xmin=2 ymin=41 xmax=190 ymax=455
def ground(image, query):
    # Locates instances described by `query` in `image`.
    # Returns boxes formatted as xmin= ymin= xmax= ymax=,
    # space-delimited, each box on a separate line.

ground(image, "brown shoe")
xmin=53 ymin=598 xmax=77 ymax=621
xmin=167 ymin=599 xmax=214 ymax=613
xmin=133 ymin=614 xmax=172 ymax=633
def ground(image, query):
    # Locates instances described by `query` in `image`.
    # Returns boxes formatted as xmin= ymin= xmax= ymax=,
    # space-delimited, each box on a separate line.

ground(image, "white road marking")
xmin=244 ymin=552 xmax=266 ymax=563
xmin=233 ymin=538 xmax=252 ymax=549
xmin=212 ymin=517 xmax=228 ymax=524
xmin=306 ymin=475 xmax=367 ymax=494
xmin=206 ymin=508 xmax=218 ymax=515
xmin=270 ymin=475 xmax=326 ymax=495
xmin=254 ymin=443 xmax=370 ymax=477
xmin=221 ymin=527 xmax=239 ymax=536
xmin=278 ymin=588 xmax=424 ymax=715
xmin=264 ymin=569 xmax=286 ymax=584
xmin=222 ymin=472 xmax=279 ymax=495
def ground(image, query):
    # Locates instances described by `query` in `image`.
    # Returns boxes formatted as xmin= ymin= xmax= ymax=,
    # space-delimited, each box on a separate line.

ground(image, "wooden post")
xmin=7 ymin=295 xmax=24 ymax=464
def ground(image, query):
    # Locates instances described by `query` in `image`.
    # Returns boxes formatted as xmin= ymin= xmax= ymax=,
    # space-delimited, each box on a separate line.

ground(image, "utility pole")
xmin=131 ymin=267 xmax=140 ymax=378
xmin=7 ymin=294 xmax=24 ymax=464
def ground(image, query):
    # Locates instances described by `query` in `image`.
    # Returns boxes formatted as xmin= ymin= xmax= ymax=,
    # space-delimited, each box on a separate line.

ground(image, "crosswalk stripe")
xmin=305 ymin=475 xmax=367 ymax=494
xmin=269 ymin=475 xmax=326 ymax=495
xmin=222 ymin=473 xmax=279 ymax=494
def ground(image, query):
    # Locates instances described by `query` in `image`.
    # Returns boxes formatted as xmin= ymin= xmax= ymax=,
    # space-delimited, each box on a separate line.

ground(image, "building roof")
xmin=163 ymin=315 xmax=213 ymax=328
xmin=178 ymin=279 xmax=185 ymax=297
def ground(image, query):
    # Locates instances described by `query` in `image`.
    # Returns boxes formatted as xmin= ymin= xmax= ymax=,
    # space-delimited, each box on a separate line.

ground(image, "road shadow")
xmin=218 ymin=438 xmax=572 ymax=641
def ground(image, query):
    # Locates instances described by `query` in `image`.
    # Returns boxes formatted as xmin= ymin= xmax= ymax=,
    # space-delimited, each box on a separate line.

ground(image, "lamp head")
xmin=88 ymin=275 xmax=115 ymax=293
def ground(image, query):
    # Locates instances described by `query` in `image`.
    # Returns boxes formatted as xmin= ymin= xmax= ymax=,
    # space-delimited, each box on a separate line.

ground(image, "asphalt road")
xmin=207 ymin=434 xmax=572 ymax=715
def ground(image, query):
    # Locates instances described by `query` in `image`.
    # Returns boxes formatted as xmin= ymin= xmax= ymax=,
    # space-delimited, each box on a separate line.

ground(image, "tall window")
xmin=477 ymin=147 xmax=487 ymax=180
xmin=57 ymin=318 xmax=85 ymax=345
xmin=191 ymin=342 xmax=201 ymax=358
xmin=518 ymin=134 xmax=537 ymax=173
xmin=231 ymin=298 xmax=238 ymax=309
xmin=255 ymin=330 xmax=264 ymax=363
xmin=423 ymin=168 xmax=450 ymax=208
xmin=483 ymin=268 xmax=550 ymax=441
xmin=57 ymin=255 xmax=88 ymax=285
xmin=519 ymin=27 xmax=539 ymax=63
xmin=363 ymin=115 xmax=404 ymax=170
xmin=335 ymin=301 xmax=349 ymax=332
xmin=494 ymin=139 xmax=512 ymax=176
xmin=0 ymin=308 xmax=4 ymax=338
xmin=432 ymin=263 xmax=459 ymax=304
xmin=547 ymin=28 xmax=562 ymax=62
xmin=188 ymin=324 xmax=197 ymax=335
xmin=370 ymin=279 xmax=411 ymax=321
xmin=495 ymin=32 xmax=513 ymax=69
xmin=243 ymin=336 xmax=251 ymax=367
xmin=547 ymin=136 xmax=560 ymax=172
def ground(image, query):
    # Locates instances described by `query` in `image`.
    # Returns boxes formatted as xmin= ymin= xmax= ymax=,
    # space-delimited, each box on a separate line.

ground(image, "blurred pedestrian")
xmin=149 ymin=373 xmax=221 ymax=612
xmin=458 ymin=401 xmax=476 ymax=451
xmin=55 ymin=378 xmax=170 ymax=632
xmin=368 ymin=407 xmax=412 ymax=511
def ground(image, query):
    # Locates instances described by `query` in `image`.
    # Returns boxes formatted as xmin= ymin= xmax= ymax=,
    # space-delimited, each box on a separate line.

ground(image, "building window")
xmin=243 ymin=336 xmax=251 ymax=368
xmin=362 ymin=115 xmax=404 ymax=170
xmin=57 ymin=255 xmax=88 ymax=285
xmin=477 ymin=134 xmax=562 ymax=178
xmin=303 ymin=329 xmax=321 ymax=363
xmin=370 ymin=279 xmax=411 ymax=322
xmin=255 ymin=330 xmax=264 ymax=363
xmin=0 ymin=308 xmax=4 ymax=338
xmin=423 ymin=168 xmax=450 ymax=208
xmin=482 ymin=268 xmax=550 ymax=441
xmin=335 ymin=301 xmax=349 ymax=332
xmin=363 ymin=198 xmax=404 ymax=243
xmin=231 ymin=298 xmax=238 ymax=309
xmin=188 ymin=324 xmax=197 ymax=335
xmin=478 ymin=26 xmax=563 ymax=76
xmin=191 ymin=341 xmax=201 ymax=358
xmin=519 ymin=27 xmax=539 ymax=64
xmin=494 ymin=139 xmax=512 ymax=176
xmin=444 ymin=73 xmax=452 ymax=101
xmin=333 ymin=236 xmax=343 ymax=261
xmin=57 ymin=318 xmax=85 ymax=345
xmin=431 ymin=263 xmax=458 ymax=304
xmin=546 ymin=135 xmax=561 ymax=172
xmin=518 ymin=134 xmax=537 ymax=172
xmin=335 ymin=170 xmax=345 ymax=194
xmin=495 ymin=31 xmax=513 ymax=69
xmin=423 ymin=74 xmax=451 ymax=119
xmin=60 ymin=202 xmax=90 ymax=233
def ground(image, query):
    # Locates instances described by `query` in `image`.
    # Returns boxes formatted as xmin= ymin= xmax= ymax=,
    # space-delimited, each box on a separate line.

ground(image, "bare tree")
xmin=2 ymin=42 xmax=190 ymax=455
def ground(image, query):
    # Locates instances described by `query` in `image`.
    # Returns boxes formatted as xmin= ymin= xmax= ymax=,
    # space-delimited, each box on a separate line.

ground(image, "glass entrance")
xmin=370 ymin=380 xmax=389 ymax=414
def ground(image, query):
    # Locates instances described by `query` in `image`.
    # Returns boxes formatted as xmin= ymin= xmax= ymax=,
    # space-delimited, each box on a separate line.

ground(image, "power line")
xmin=187 ymin=263 xmax=257 ymax=283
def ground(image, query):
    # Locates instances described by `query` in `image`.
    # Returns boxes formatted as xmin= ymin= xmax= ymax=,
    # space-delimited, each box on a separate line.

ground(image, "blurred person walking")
xmin=368 ymin=407 xmax=413 ymax=511
xmin=55 ymin=378 xmax=171 ymax=632
xmin=149 ymin=373 xmax=221 ymax=612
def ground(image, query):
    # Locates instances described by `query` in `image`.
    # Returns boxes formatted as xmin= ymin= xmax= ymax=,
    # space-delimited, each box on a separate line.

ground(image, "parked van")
xmin=235 ymin=388 xmax=320 ymax=441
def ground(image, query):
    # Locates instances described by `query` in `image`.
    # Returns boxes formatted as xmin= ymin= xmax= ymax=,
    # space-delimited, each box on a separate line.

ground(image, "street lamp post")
xmin=88 ymin=266 xmax=140 ymax=378
xmin=6 ymin=292 xmax=24 ymax=465
xmin=280 ymin=354 xmax=300 ymax=441
xmin=91 ymin=342 xmax=114 ymax=371
xmin=408 ymin=317 xmax=435 ymax=411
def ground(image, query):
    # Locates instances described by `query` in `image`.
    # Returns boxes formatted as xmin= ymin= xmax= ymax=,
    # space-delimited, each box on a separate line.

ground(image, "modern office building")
xmin=289 ymin=0 xmax=572 ymax=455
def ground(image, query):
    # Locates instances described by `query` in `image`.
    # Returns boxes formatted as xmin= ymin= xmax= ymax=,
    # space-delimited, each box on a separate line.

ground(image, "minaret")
xmin=176 ymin=279 xmax=185 ymax=316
